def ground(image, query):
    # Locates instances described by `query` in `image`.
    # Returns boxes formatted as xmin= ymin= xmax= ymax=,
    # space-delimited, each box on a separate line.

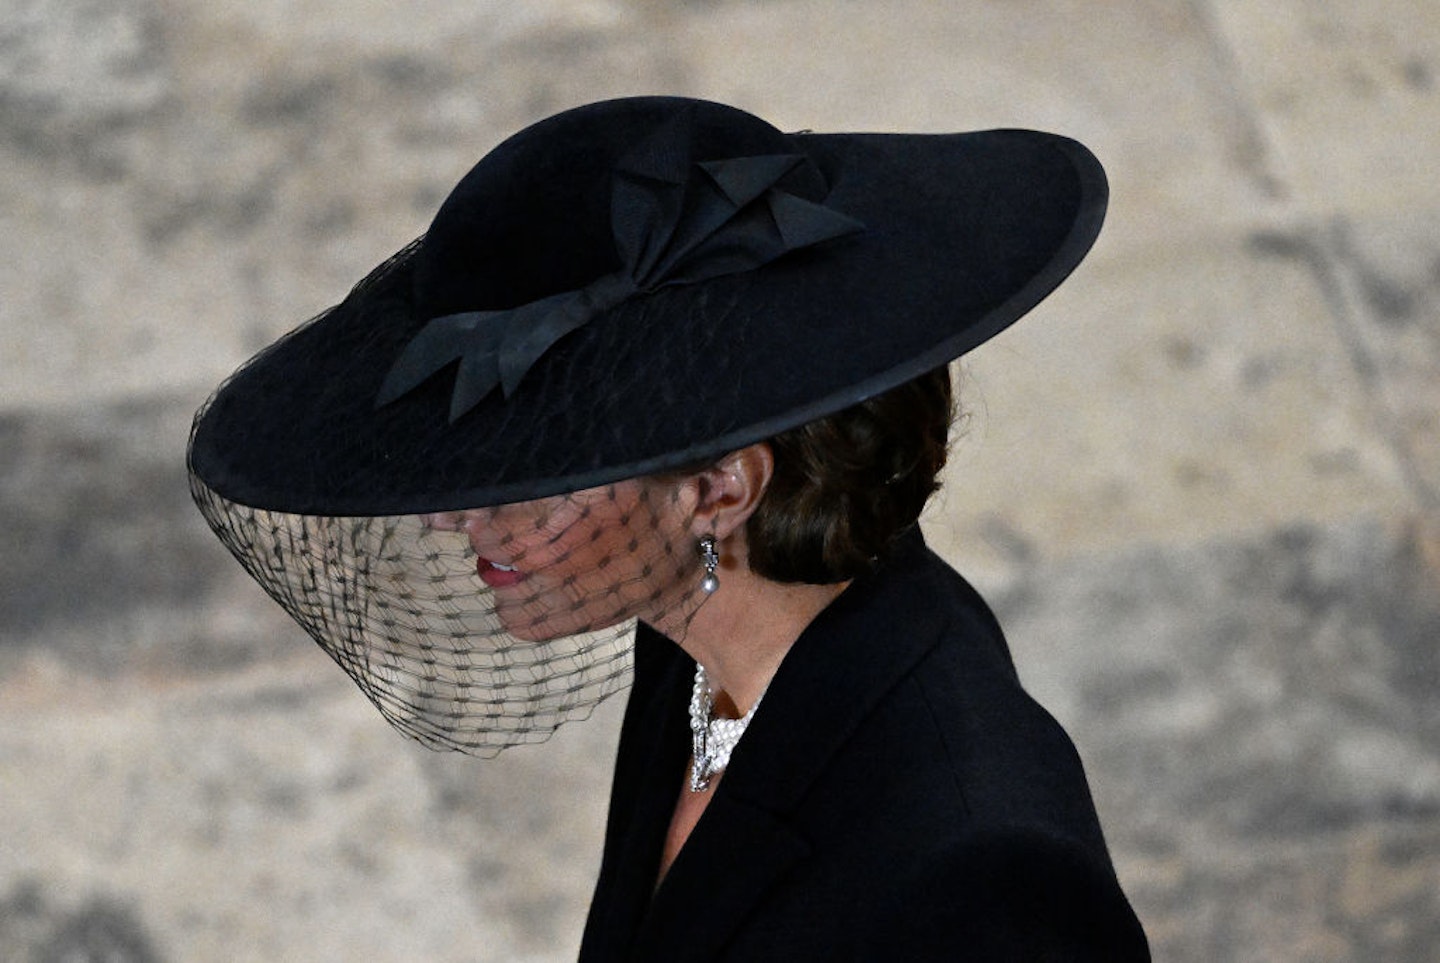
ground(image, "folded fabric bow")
xmin=375 ymin=115 xmax=864 ymax=421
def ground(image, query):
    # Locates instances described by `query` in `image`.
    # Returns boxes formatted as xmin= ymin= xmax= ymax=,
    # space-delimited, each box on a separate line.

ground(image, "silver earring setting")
xmin=698 ymin=533 xmax=720 ymax=594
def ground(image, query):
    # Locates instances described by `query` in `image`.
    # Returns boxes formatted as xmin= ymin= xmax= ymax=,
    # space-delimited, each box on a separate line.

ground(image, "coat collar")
xmin=712 ymin=528 xmax=964 ymax=815
xmin=596 ymin=528 xmax=1001 ymax=960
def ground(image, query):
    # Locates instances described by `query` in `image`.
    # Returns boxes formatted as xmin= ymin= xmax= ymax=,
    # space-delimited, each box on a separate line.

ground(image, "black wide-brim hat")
xmin=189 ymin=96 xmax=1107 ymax=515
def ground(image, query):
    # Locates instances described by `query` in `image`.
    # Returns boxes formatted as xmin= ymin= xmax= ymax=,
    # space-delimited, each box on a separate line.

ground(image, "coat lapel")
xmin=579 ymin=626 xmax=693 ymax=961
xmin=637 ymin=795 xmax=811 ymax=961
xmin=614 ymin=530 xmax=986 ymax=960
xmin=720 ymin=529 xmax=979 ymax=813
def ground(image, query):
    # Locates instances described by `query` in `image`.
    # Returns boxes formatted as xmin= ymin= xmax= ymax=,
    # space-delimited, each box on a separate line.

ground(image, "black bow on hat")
xmin=377 ymin=108 xmax=865 ymax=421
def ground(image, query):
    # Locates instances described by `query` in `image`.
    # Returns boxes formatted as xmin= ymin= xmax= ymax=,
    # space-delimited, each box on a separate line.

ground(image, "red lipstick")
xmin=476 ymin=557 xmax=525 ymax=588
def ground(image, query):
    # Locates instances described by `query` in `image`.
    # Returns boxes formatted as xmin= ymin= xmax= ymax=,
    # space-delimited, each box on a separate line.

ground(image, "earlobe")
xmin=690 ymin=443 xmax=773 ymax=540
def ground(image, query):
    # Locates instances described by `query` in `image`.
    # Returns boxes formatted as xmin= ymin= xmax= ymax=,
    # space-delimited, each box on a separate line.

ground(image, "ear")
xmin=688 ymin=443 xmax=773 ymax=542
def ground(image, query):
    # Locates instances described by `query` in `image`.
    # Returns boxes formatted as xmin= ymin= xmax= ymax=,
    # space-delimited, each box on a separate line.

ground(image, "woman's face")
xmin=421 ymin=479 xmax=702 ymax=642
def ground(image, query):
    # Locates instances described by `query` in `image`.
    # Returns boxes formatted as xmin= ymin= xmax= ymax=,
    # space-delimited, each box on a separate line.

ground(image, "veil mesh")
xmin=189 ymin=466 xmax=704 ymax=755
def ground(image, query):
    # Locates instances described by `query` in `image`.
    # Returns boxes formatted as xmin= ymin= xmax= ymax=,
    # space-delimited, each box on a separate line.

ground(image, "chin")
xmin=494 ymin=606 xmax=618 ymax=644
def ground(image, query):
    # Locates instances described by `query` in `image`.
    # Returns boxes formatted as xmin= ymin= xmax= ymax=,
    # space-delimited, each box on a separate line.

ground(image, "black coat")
xmin=579 ymin=532 xmax=1149 ymax=961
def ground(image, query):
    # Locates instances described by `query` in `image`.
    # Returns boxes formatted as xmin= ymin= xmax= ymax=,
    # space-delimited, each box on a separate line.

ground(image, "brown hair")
xmin=746 ymin=366 xmax=954 ymax=584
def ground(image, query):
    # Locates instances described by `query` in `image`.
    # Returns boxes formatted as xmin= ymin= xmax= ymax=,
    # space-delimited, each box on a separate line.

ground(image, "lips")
xmin=476 ymin=557 xmax=525 ymax=588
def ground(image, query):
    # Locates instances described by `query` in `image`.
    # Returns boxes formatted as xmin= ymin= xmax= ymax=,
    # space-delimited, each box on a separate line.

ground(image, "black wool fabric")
xmin=579 ymin=531 xmax=1149 ymax=961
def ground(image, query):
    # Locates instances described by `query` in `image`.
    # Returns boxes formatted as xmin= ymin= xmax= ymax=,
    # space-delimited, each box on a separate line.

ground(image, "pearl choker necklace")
xmin=688 ymin=664 xmax=764 ymax=792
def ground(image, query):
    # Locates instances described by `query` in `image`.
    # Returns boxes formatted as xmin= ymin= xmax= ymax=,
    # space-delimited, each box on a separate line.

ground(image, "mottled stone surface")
xmin=999 ymin=518 xmax=1440 ymax=959
xmin=2 ymin=0 xmax=1438 ymax=960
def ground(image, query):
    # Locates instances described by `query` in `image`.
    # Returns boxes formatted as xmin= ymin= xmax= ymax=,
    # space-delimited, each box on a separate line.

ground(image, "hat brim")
xmin=189 ymin=102 xmax=1106 ymax=515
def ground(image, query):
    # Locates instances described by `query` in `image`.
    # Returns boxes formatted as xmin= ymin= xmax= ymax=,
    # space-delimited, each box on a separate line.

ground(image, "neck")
xmin=672 ymin=557 xmax=849 ymax=717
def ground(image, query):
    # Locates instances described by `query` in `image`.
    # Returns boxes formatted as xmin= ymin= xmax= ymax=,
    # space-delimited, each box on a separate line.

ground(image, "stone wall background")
xmin=2 ymin=1 xmax=1437 ymax=960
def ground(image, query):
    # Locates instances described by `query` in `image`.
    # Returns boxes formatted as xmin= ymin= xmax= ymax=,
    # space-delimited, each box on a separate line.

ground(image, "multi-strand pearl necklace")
xmin=688 ymin=664 xmax=765 ymax=792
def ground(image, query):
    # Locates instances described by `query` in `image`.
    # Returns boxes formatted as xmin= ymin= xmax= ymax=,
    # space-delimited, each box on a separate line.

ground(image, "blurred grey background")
xmin=2 ymin=1 xmax=1438 ymax=960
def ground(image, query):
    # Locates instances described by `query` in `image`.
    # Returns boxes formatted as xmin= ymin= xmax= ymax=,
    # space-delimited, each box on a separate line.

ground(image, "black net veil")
xmin=188 ymin=463 xmax=709 ymax=755
xmin=184 ymin=236 xmax=731 ymax=756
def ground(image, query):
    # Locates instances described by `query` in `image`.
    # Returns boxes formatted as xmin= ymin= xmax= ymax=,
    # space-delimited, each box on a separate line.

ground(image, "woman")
xmin=189 ymin=96 xmax=1149 ymax=959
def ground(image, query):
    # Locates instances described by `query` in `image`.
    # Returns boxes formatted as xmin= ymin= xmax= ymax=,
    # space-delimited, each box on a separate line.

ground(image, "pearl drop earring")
xmin=698 ymin=533 xmax=720 ymax=594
